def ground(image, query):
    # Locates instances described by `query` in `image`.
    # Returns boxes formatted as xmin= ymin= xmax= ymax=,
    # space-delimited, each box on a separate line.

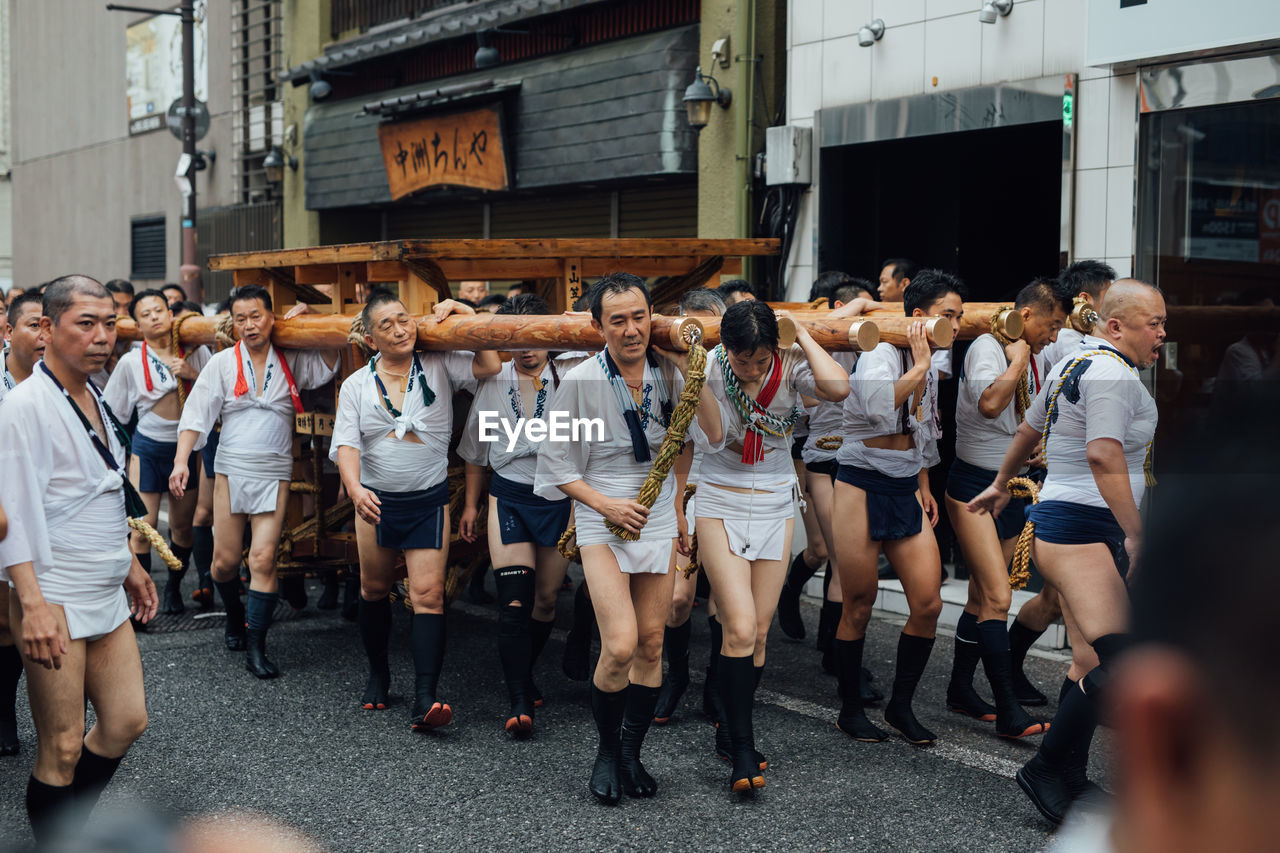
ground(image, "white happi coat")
xmin=330 ymin=351 xmax=478 ymax=493
xmin=103 ymin=343 xmax=212 ymax=442
xmin=458 ymin=359 xmax=558 ymax=486
xmin=0 ymin=365 xmax=133 ymax=639
xmin=535 ymin=351 xmax=685 ymax=551
xmin=178 ymin=344 xmax=337 ymax=513
xmin=836 ymin=342 xmax=942 ymax=480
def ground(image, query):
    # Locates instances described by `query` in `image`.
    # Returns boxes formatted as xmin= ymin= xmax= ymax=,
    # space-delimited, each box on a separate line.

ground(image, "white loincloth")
xmin=604 ymin=539 xmax=674 ymax=575
xmin=694 ymin=482 xmax=796 ymax=562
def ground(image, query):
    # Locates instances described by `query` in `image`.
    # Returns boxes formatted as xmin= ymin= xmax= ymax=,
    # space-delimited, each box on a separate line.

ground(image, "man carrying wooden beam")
xmin=169 ymin=285 xmax=341 ymax=679
xmin=334 ymin=288 xmax=500 ymax=731
xmin=535 ymin=273 xmax=722 ymax=804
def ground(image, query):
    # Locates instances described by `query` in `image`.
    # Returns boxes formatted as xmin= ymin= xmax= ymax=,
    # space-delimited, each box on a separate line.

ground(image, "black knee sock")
xmin=707 ymin=614 xmax=723 ymax=674
xmin=135 ymin=551 xmax=151 ymax=574
xmin=591 ymin=683 xmax=626 ymax=748
xmin=215 ymin=579 xmax=245 ymax=630
xmin=977 ymin=618 xmax=1022 ymax=720
xmin=411 ymin=612 xmax=447 ymax=703
xmin=784 ymin=550 xmax=820 ymax=594
xmin=835 ymin=638 xmax=865 ymax=702
xmin=888 ymin=632 xmax=936 ymax=711
xmin=665 ymin=619 xmax=692 ymax=681
xmin=529 ymin=617 xmax=554 ymax=674
xmin=26 ymin=776 xmax=76 ymax=841
xmin=1039 ymin=680 xmax=1100 ymax=770
xmin=169 ymin=542 xmax=192 ymax=572
xmin=817 ymin=600 xmax=841 ymax=652
xmin=567 ymin=583 xmax=593 ymax=643
xmin=494 ymin=567 xmax=535 ymax=706
xmin=245 ymin=590 xmax=278 ymax=632
xmin=71 ymin=744 xmax=122 ymax=809
xmin=0 ymin=644 xmax=21 ymax=747
xmin=821 ymin=561 xmax=833 ymax=598
xmin=717 ymin=654 xmax=758 ymax=763
xmin=1009 ymin=618 xmax=1043 ymax=672
xmin=1058 ymin=676 xmax=1077 ymax=706
xmin=192 ymin=526 xmax=213 ymax=577
xmin=949 ymin=611 xmax=982 ymax=689
xmin=358 ymin=597 xmax=392 ymax=676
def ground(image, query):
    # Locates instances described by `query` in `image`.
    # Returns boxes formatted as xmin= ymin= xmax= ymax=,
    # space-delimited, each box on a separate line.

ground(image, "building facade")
xmin=9 ymin=1 xmax=282 ymax=303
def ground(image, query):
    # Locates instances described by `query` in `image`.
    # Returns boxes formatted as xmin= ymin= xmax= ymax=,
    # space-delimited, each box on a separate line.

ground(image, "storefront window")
xmin=1136 ymin=97 xmax=1280 ymax=459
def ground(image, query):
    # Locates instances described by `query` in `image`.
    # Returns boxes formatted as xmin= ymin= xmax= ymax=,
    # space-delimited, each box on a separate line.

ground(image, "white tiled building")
xmin=781 ymin=0 xmax=1280 ymax=305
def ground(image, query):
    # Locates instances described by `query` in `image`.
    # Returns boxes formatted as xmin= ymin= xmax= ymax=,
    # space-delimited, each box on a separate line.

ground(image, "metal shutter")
xmin=130 ymin=216 xmax=167 ymax=280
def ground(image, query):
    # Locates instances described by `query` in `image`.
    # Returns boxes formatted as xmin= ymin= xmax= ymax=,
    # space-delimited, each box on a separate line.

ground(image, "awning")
xmin=282 ymin=0 xmax=607 ymax=84
xmin=303 ymin=25 xmax=698 ymax=210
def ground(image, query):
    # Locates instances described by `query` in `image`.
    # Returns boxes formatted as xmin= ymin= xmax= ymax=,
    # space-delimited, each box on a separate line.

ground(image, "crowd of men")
xmin=0 ymin=259 xmax=1180 ymax=843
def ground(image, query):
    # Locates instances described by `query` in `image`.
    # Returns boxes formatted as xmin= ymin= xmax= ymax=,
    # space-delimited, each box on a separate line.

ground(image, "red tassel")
xmin=232 ymin=341 xmax=249 ymax=398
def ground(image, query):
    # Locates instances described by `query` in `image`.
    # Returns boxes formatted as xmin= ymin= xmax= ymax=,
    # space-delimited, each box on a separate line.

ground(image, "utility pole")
xmin=107 ymin=1 xmax=202 ymax=305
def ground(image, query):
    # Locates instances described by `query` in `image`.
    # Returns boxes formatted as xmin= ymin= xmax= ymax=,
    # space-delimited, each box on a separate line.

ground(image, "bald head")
xmin=1097 ymin=279 xmax=1166 ymax=367
xmin=1099 ymin=279 xmax=1163 ymax=325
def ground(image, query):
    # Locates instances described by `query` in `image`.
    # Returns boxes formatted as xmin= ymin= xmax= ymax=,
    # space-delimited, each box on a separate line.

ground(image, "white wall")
xmin=784 ymin=0 xmax=1137 ymax=294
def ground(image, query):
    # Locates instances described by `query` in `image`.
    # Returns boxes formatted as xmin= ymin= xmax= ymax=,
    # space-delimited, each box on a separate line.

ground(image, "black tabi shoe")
xmin=836 ymin=639 xmax=888 ymax=741
xmin=860 ymin=668 xmax=884 ymax=705
xmin=884 ymin=705 xmax=938 ymax=746
xmin=410 ymin=693 xmax=453 ymax=732
xmin=0 ymin=647 xmax=19 ymax=756
xmin=224 ymin=625 xmax=246 ymax=651
xmin=1017 ymin=753 xmax=1072 ymax=825
xmin=161 ymin=571 xmax=186 ymax=615
xmin=653 ymin=671 xmax=688 ymax=725
xmin=192 ymin=572 xmax=214 ymax=609
xmin=1014 ymin=669 xmax=1049 ymax=707
xmin=505 ymin=695 xmax=535 ymax=739
xmin=589 ymin=686 xmax=626 ymax=805
xmin=527 ymin=679 xmax=544 ymax=709
xmin=317 ymin=575 xmax=341 ymax=610
xmin=946 ymin=684 xmax=998 ymax=722
xmin=244 ymin=629 xmax=280 ymax=679
xmin=776 ymin=584 xmax=805 ymax=641
xmin=361 ymin=668 xmax=390 ymax=711
xmin=619 ymin=685 xmax=659 ymax=797
xmin=712 ymin=722 xmax=768 ymax=770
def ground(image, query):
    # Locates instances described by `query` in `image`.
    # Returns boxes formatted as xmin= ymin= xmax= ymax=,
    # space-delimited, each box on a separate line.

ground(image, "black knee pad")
xmin=494 ymin=566 xmax=535 ymax=611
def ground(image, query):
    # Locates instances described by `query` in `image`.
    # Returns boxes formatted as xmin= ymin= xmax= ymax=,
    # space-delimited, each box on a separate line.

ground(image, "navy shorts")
xmin=200 ymin=426 xmax=220 ymax=478
xmin=133 ymin=431 xmax=197 ymax=494
xmin=835 ymin=464 xmax=922 ymax=541
xmin=804 ymin=458 xmax=838 ymax=483
xmin=945 ymin=458 xmax=1028 ymax=541
xmin=369 ymin=481 xmax=450 ymax=551
xmin=1028 ymin=499 xmax=1129 ymax=573
xmin=490 ymin=473 xmax=572 ymax=548
xmin=790 ymin=434 xmax=805 ymax=460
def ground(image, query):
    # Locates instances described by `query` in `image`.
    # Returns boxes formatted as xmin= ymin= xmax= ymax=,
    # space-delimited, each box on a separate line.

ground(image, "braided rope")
xmin=170 ymin=311 xmax=201 ymax=409
xmin=678 ymin=483 xmax=699 ymax=578
xmin=1005 ymin=476 xmax=1039 ymax=590
xmin=814 ymin=435 xmax=843 ymax=451
xmin=213 ymin=313 xmax=237 ymax=351
xmin=989 ymin=306 xmax=1031 ymax=420
xmin=558 ymin=341 xmax=710 ymax=556
xmin=347 ymin=315 xmax=373 ymax=358
xmin=607 ymin=342 xmax=708 ymax=540
xmin=128 ymin=517 xmax=183 ymax=571
xmin=717 ymin=346 xmax=802 ymax=438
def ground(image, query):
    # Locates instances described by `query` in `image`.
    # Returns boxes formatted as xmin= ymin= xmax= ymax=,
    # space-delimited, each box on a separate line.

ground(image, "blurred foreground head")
xmin=1111 ymin=398 xmax=1280 ymax=853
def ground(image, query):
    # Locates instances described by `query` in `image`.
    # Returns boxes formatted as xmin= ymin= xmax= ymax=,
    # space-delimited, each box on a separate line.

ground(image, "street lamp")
xmin=682 ymin=66 xmax=732 ymax=131
xmin=263 ymin=148 xmax=297 ymax=185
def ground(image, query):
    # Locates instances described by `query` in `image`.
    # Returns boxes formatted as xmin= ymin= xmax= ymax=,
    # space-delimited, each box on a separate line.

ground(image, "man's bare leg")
xmin=242 ymin=481 xmax=290 ymax=679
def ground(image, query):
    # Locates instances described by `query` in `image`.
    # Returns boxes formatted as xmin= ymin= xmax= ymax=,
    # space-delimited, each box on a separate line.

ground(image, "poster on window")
xmin=126 ymin=2 xmax=208 ymax=136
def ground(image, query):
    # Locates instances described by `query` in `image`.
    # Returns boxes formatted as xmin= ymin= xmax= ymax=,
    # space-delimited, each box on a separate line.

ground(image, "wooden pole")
xmin=769 ymin=301 xmax=1022 ymax=343
xmin=698 ymin=316 xmax=884 ymax=351
xmin=115 ymin=313 xmax=705 ymax=353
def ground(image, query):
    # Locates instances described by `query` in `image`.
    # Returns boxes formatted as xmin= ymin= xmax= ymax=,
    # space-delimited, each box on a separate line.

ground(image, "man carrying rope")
xmin=0 ymin=276 xmax=158 ymax=842
xmin=534 ymin=273 xmax=721 ymax=804
xmin=332 ymin=288 xmax=500 ymax=729
xmin=694 ymin=298 xmax=849 ymax=793
xmin=968 ymin=279 xmax=1165 ymax=825
xmin=169 ymin=285 xmax=340 ymax=679
xmin=0 ymin=291 xmax=47 ymax=757
xmin=942 ymin=278 xmax=1068 ymax=739
xmin=104 ymin=290 xmax=211 ymax=615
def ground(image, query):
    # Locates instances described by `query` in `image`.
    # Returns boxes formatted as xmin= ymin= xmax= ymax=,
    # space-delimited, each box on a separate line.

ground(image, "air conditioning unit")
xmin=765 ymin=125 xmax=812 ymax=187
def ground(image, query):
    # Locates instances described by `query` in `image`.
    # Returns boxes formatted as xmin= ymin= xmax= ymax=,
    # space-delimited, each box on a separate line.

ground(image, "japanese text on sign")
xmin=377 ymin=106 xmax=510 ymax=200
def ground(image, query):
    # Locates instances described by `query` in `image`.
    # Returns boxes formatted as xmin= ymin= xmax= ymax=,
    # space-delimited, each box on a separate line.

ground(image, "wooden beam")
xmin=293 ymin=264 xmax=341 ymax=285
xmin=210 ymin=238 xmax=781 ymax=271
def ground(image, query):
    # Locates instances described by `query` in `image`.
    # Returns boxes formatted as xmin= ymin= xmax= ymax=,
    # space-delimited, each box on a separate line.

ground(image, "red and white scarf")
xmin=232 ymin=340 xmax=303 ymax=413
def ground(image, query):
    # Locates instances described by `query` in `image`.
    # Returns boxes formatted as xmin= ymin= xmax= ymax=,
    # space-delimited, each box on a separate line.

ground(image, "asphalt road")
xmin=0 ymin=568 xmax=1090 ymax=852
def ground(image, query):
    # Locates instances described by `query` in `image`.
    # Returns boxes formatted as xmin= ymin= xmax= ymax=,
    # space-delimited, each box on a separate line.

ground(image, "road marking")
xmin=451 ymin=598 xmax=1022 ymax=780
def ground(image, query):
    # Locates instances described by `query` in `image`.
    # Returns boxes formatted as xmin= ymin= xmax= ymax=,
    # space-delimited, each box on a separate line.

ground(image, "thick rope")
xmin=557 ymin=341 xmax=709 ymax=556
xmin=128 ymin=518 xmax=183 ymax=571
xmin=814 ymin=435 xmax=843 ymax=451
xmin=347 ymin=315 xmax=373 ymax=358
xmin=989 ymin=305 xmax=1030 ymax=420
xmin=213 ymin=313 xmax=238 ymax=351
xmin=679 ymin=483 xmax=698 ymax=578
xmin=170 ymin=311 xmax=201 ymax=409
xmin=1005 ymin=476 xmax=1039 ymax=590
